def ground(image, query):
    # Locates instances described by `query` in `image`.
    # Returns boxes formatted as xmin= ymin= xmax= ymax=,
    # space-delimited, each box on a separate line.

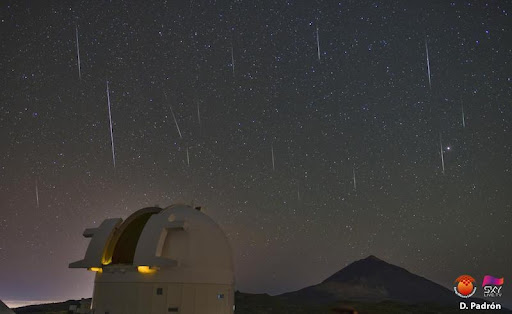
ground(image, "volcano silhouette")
xmin=279 ymin=255 xmax=461 ymax=305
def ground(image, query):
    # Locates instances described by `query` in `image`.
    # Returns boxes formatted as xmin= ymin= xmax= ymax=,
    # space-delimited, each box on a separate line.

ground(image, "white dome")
xmin=70 ymin=204 xmax=235 ymax=314
xmin=70 ymin=204 xmax=234 ymax=284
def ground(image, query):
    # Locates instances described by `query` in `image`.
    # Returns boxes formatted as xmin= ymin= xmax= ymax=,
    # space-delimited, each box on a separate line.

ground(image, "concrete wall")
xmin=92 ymin=282 xmax=233 ymax=314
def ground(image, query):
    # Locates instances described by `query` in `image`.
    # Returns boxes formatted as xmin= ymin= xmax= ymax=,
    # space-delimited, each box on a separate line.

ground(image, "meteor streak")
xmin=461 ymin=102 xmax=466 ymax=128
xmin=439 ymin=133 xmax=445 ymax=174
xmin=425 ymin=38 xmax=431 ymax=89
xmin=76 ymin=26 xmax=81 ymax=79
xmin=353 ymin=166 xmax=357 ymax=191
xmin=35 ymin=180 xmax=39 ymax=208
xmin=197 ymin=103 xmax=201 ymax=127
xmin=316 ymin=26 xmax=321 ymax=61
xmin=271 ymin=144 xmax=275 ymax=171
xmin=106 ymin=81 xmax=116 ymax=167
xmin=170 ymin=103 xmax=182 ymax=139
xmin=231 ymin=46 xmax=235 ymax=77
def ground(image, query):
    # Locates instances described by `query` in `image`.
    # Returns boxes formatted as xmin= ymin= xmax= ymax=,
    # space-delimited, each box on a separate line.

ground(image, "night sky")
xmin=1 ymin=0 xmax=511 ymax=308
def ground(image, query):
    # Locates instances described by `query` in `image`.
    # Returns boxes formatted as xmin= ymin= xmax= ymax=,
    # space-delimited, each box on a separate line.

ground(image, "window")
xmin=217 ymin=293 xmax=224 ymax=299
xmin=156 ymin=287 xmax=163 ymax=295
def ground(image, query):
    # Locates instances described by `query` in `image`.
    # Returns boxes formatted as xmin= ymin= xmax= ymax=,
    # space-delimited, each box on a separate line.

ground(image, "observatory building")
xmin=70 ymin=204 xmax=234 ymax=314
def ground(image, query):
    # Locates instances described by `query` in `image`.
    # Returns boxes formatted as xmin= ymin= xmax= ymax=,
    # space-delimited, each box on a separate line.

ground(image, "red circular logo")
xmin=454 ymin=275 xmax=476 ymax=298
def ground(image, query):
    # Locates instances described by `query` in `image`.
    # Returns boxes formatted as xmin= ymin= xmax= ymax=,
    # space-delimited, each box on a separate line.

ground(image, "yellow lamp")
xmin=137 ymin=266 xmax=157 ymax=274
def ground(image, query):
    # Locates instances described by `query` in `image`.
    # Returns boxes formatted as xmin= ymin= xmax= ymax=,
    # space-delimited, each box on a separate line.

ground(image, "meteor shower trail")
xmin=316 ymin=26 xmax=321 ymax=61
xmin=197 ymin=103 xmax=201 ymax=127
xmin=462 ymin=102 xmax=466 ymax=128
xmin=231 ymin=46 xmax=235 ymax=77
xmin=439 ymin=133 xmax=445 ymax=174
xmin=353 ymin=166 xmax=357 ymax=191
xmin=425 ymin=38 xmax=431 ymax=89
xmin=35 ymin=180 xmax=39 ymax=208
xmin=76 ymin=26 xmax=81 ymax=79
xmin=271 ymin=144 xmax=275 ymax=171
xmin=106 ymin=81 xmax=116 ymax=168
xmin=170 ymin=103 xmax=182 ymax=139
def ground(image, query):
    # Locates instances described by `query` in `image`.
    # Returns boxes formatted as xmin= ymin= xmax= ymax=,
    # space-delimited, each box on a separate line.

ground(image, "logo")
xmin=482 ymin=275 xmax=504 ymax=298
xmin=454 ymin=275 xmax=477 ymax=298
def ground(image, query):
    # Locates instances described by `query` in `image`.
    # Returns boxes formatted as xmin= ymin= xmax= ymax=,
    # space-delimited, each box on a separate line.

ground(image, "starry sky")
xmin=1 ymin=0 xmax=511 ymax=308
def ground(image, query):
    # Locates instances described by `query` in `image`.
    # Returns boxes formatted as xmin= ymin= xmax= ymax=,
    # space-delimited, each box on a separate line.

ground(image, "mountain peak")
xmin=364 ymin=255 xmax=383 ymax=262
xmin=321 ymin=254 xmax=400 ymax=284
xmin=280 ymin=255 xmax=461 ymax=306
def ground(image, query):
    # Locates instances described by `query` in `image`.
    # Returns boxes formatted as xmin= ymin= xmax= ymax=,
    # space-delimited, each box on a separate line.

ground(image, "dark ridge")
xmin=14 ymin=299 xmax=91 ymax=313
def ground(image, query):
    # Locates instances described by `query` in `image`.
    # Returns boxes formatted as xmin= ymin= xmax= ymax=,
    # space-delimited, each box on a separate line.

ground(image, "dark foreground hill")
xmin=237 ymin=292 xmax=510 ymax=314
xmin=1 ymin=299 xmax=15 ymax=314
xmin=14 ymin=295 xmax=510 ymax=314
xmin=13 ymin=299 xmax=82 ymax=313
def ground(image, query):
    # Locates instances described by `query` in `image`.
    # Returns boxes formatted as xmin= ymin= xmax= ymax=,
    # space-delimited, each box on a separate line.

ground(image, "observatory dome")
xmin=70 ymin=204 xmax=235 ymax=314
